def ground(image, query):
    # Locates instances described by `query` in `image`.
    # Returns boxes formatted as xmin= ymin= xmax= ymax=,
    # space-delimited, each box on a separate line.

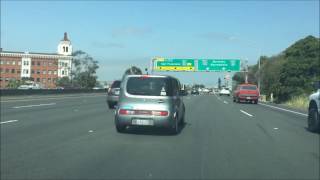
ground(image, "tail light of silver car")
xmin=119 ymin=109 xmax=169 ymax=116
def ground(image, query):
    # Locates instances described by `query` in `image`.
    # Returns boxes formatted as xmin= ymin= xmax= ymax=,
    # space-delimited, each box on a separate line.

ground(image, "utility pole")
xmin=258 ymin=56 xmax=261 ymax=92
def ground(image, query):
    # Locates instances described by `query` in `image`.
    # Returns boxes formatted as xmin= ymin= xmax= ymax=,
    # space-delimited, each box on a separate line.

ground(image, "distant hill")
xmin=233 ymin=35 xmax=320 ymax=102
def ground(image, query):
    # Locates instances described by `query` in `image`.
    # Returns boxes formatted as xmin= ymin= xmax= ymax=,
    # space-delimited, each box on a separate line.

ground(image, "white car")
xmin=308 ymin=81 xmax=320 ymax=132
xmin=219 ymin=88 xmax=230 ymax=96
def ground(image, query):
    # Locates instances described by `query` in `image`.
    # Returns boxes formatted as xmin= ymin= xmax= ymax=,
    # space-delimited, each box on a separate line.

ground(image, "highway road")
xmin=1 ymin=93 xmax=319 ymax=179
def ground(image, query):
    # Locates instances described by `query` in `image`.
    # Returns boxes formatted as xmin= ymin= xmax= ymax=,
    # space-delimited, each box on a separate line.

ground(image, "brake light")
xmin=152 ymin=111 xmax=168 ymax=116
xmin=118 ymin=109 xmax=168 ymax=116
xmin=119 ymin=109 xmax=135 ymax=115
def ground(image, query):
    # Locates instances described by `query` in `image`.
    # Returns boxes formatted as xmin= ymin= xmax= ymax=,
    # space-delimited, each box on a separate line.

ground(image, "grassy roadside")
xmin=284 ymin=95 xmax=309 ymax=111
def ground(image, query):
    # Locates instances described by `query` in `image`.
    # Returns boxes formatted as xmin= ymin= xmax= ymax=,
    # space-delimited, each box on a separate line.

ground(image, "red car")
xmin=233 ymin=84 xmax=260 ymax=104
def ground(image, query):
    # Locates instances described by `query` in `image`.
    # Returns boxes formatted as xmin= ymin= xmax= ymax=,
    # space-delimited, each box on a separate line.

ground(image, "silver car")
xmin=115 ymin=75 xmax=186 ymax=134
xmin=107 ymin=80 xmax=121 ymax=109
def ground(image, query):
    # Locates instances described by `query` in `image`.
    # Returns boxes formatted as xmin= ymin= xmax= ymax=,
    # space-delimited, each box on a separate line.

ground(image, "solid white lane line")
xmin=0 ymin=120 xmax=18 ymax=124
xmin=259 ymin=103 xmax=307 ymax=117
xmin=240 ymin=110 xmax=253 ymax=117
xmin=13 ymin=103 xmax=56 ymax=109
xmin=223 ymin=101 xmax=229 ymax=104
xmin=1 ymin=94 xmax=106 ymax=103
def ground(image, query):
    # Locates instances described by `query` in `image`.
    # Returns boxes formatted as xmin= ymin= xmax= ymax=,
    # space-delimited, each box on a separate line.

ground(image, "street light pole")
xmin=258 ymin=56 xmax=261 ymax=92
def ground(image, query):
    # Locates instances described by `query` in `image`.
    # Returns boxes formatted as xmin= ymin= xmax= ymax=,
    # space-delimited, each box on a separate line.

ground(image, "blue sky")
xmin=1 ymin=1 xmax=319 ymax=86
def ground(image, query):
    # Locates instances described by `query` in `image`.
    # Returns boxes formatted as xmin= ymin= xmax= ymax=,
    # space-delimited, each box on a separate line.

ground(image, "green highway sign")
xmin=197 ymin=59 xmax=241 ymax=71
xmin=152 ymin=58 xmax=241 ymax=72
xmin=154 ymin=58 xmax=195 ymax=71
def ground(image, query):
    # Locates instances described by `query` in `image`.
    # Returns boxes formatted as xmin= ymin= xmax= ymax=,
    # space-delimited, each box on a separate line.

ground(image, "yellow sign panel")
xmin=156 ymin=66 xmax=195 ymax=71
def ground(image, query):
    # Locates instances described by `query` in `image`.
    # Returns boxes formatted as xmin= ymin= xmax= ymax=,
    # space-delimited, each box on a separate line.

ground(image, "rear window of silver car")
xmin=126 ymin=77 xmax=174 ymax=96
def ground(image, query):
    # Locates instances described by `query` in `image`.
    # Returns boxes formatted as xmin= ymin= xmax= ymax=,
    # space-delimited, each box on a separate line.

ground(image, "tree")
xmin=233 ymin=35 xmax=320 ymax=102
xmin=6 ymin=79 xmax=22 ymax=89
xmin=124 ymin=66 xmax=142 ymax=75
xmin=62 ymin=50 xmax=99 ymax=89
xmin=56 ymin=77 xmax=72 ymax=88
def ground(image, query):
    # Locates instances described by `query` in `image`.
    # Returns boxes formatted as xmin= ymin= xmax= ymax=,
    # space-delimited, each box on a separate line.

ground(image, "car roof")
xmin=124 ymin=74 xmax=178 ymax=80
xmin=239 ymin=83 xmax=257 ymax=86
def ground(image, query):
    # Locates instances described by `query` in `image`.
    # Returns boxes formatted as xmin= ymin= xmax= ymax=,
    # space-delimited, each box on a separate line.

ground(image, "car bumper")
xmin=107 ymin=95 xmax=119 ymax=103
xmin=115 ymin=114 xmax=175 ymax=128
xmin=238 ymin=96 xmax=259 ymax=101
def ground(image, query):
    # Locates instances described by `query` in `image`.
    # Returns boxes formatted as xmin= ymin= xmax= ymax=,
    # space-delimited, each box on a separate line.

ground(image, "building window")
xmin=12 ymin=61 xmax=16 ymax=65
xmin=0 ymin=68 xmax=3 ymax=73
xmin=66 ymin=47 xmax=68 ymax=52
xmin=31 ymin=70 xmax=35 ymax=74
xmin=54 ymin=71 xmax=57 ymax=75
xmin=18 ymin=61 xmax=21 ymax=65
xmin=43 ymin=78 xmax=46 ymax=83
xmin=37 ymin=62 xmax=41 ymax=66
xmin=48 ymin=62 xmax=52 ymax=66
xmin=36 ymin=78 xmax=40 ymax=82
xmin=63 ymin=46 xmax=66 ymax=52
xmin=23 ymin=69 xmax=29 ymax=74
xmin=62 ymin=70 xmax=65 ymax=75
xmin=7 ymin=61 xmax=10 ymax=65
xmin=11 ymin=69 xmax=15 ymax=73
xmin=32 ymin=61 xmax=35 ymax=66
xmin=43 ymin=70 xmax=47 ymax=75
xmin=17 ymin=69 xmax=21 ymax=74
xmin=37 ymin=70 xmax=41 ymax=74
xmin=43 ymin=62 xmax=47 ymax=66
xmin=5 ymin=78 xmax=9 ymax=82
xmin=0 ymin=60 xmax=3 ymax=65
xmin=48 ymin=70 xmax=52 ymax=75
xmin=5 ymin=69 xmax=9 ymax=73
xmin=48 ymin=78 xmax=51 ymax=83
xmin=23 ymin=61 xmax=29 ymax=66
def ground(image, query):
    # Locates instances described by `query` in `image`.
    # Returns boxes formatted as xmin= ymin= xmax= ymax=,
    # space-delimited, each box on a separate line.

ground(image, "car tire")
xmin=179 ymin=108 xmax=185 ymax=125
xmin=170 ymin=117 xmax=179 ymax=135
xmin=115 ymin=123 xmax=126 ymax=133
xmin=254 ymin=100 xmax=258 ymax=104
xmin=308 ymin=106 xmax=320 ymax=132
xmin=108 ymin=102 xmax=114 ymax=109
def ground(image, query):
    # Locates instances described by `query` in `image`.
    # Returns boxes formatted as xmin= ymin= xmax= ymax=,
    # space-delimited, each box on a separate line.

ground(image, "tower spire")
xmin=63 ymin=32 xmax=69 ymax=41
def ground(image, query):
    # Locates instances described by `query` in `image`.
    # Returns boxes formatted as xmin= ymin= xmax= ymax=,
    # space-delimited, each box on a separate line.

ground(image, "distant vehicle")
xmin=107 ymin=80 xmax=121 ymax=109
xmin=115 ymin=75 xmax=186 ymax=134
xmin=219 ymin=88 xmax=230 ymax=96
xmin=308 ymin=81 xmax=320 ymax=132
xmin=191 ymin=89 xmax=199 ymax=95
xmin=202 ymin=88 xmax=210 ymax=94
xmin=17 ymin=81 xmax=41 ymax=89
xmin=233 ymin=84 xmax=259 ymax=104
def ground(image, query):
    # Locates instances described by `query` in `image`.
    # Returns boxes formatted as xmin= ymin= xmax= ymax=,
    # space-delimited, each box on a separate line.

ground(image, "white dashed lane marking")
xmin=240 ymin=110 xmax=253 ymax=117
xmin=0 ymin=120 xmax=18 ymax=125
xmin=13 ymin=103 xmax=56 ymax=109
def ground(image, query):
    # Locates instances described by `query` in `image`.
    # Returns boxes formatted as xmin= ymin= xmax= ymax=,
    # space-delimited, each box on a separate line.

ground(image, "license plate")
xmin=246 ymin=97 xmax=251 ymax=99
xmin=132 ymin=119 xmax=154 ymax=126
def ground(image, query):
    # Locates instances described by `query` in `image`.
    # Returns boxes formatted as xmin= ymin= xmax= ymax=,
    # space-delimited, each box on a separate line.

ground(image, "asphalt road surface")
xmin=1 ymin=93 xmax=319 ymax=180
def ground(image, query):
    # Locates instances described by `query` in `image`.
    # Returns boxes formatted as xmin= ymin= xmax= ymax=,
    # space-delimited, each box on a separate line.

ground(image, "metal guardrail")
xmin=0 ymin=89 xmax=107 ymax=96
